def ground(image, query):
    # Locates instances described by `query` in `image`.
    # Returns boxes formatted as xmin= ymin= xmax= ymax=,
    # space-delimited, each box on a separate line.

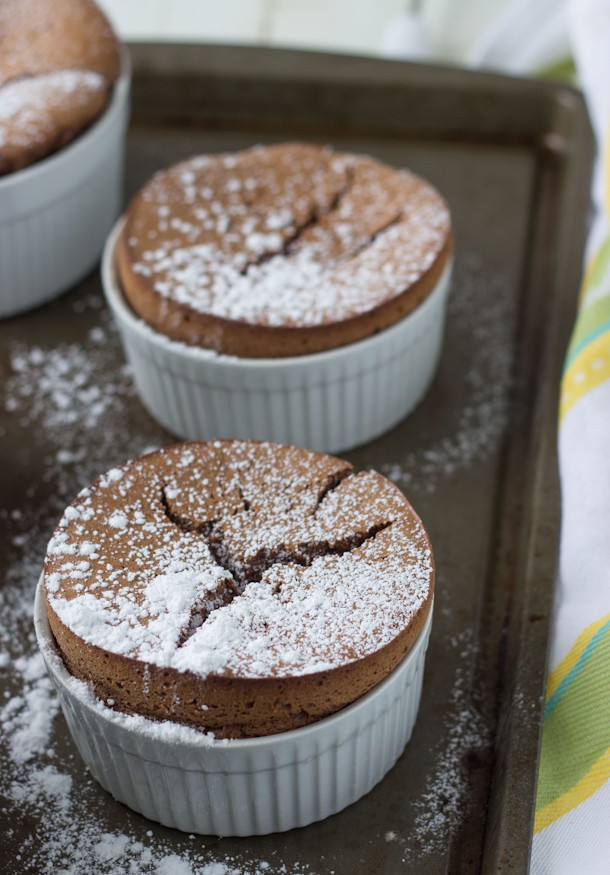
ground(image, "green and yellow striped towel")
xmin=532 ymin=1 xmax=610 ymax=870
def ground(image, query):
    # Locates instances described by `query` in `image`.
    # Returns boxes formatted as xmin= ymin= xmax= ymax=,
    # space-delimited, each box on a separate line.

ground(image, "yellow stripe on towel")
xmin=535 ymin=747 xmax=610 ymax=833
xmin=560 ymin=333 xmax=610 ymax=421
xmin=545 ymin=615 xmax=610 ymax=701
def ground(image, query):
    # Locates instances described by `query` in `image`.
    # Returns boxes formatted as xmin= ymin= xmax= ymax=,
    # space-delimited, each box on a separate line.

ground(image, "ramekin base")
xmin=34 ymin=576 xmax=432 ymax=836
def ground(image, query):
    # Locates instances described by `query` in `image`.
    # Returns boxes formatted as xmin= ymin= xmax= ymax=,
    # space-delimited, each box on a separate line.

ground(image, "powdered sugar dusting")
xmin=123 ymin=144 xmax=450 ymax=332
xmin=45 ymin=442 xmax=432 ymax=681
xmin=0 ymin=69 xmax=107 ymax=172
xmin=0 ymin=69 xmax=104 ymax=126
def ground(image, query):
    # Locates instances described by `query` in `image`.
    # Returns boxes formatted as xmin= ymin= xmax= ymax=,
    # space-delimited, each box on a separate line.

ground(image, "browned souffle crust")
xmin=117 ymin=143 xmax=453 ymax=357
xmin=44 ymin=440 xmax=434 ymax=738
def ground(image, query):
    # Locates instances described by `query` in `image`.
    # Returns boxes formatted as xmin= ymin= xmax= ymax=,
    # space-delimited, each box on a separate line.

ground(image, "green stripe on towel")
xmin=537 ymin=621 xmax=610 ymax=811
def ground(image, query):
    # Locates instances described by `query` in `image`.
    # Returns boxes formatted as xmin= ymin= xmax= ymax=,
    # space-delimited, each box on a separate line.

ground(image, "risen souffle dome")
xmin=117 ymin=143 xmax=452 ymax=357
xmin=43 ymin=440 xmax=434 ymax=737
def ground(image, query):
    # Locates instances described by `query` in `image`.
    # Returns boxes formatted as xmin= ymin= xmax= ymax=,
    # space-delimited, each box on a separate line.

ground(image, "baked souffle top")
xmin=117 ymin=143 xmax=452 ymax=357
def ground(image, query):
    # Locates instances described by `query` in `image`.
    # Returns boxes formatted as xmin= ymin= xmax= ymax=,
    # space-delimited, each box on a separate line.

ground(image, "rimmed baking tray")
xmin=0 ymin=45 xmax=594 ymax=874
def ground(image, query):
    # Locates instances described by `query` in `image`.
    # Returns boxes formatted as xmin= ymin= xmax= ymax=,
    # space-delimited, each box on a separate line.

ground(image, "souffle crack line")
xmin=159 ymin=476 xmax=395 ymax=649
xmin=116 ymin=142 xmax=452 ymax=357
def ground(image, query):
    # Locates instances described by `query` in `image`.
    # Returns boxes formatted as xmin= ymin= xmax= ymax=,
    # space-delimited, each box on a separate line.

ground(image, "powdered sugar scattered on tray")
xmin=7 ymin=330 xmax=131 ymax=434
xmin=370 ymin=626 xmax=489 ymax=861
xmin=408 ymin=631 xmax=489 ymax=855
xmin=0 ymin=651 xmax=60 ymax=764
xmin=381 ymin=254 xmax=514 ymax=491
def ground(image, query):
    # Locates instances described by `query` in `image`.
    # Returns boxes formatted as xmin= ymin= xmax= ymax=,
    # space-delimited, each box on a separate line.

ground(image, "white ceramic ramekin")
xmin=34 ymin=576 xmax=432 ymax=837
xmin=0 ymin=61 xmax=130 ymax=319
xmin=102 ymin=220 xmax=451 ymax=454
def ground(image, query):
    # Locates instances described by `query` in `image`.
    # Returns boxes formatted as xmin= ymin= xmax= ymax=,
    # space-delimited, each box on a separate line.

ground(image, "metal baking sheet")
xmin=0 ymin=45 xmax=594 ymax=874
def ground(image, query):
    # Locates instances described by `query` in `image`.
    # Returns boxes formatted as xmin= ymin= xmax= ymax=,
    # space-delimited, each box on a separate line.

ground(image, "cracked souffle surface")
xmin=43 ymin=440 xmax=434 ymax=737
xmin=116 ymin=143 xmax=453 ymax=357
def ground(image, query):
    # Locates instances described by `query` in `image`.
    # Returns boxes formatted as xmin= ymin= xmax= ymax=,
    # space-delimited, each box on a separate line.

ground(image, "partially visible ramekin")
xmin=102 ymin=220 xmax=452 ymax=454
xmin=0 ymin=60 xmax=130 ymax=319
xmin=34 ymin=575 xmax=433 ymax=837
